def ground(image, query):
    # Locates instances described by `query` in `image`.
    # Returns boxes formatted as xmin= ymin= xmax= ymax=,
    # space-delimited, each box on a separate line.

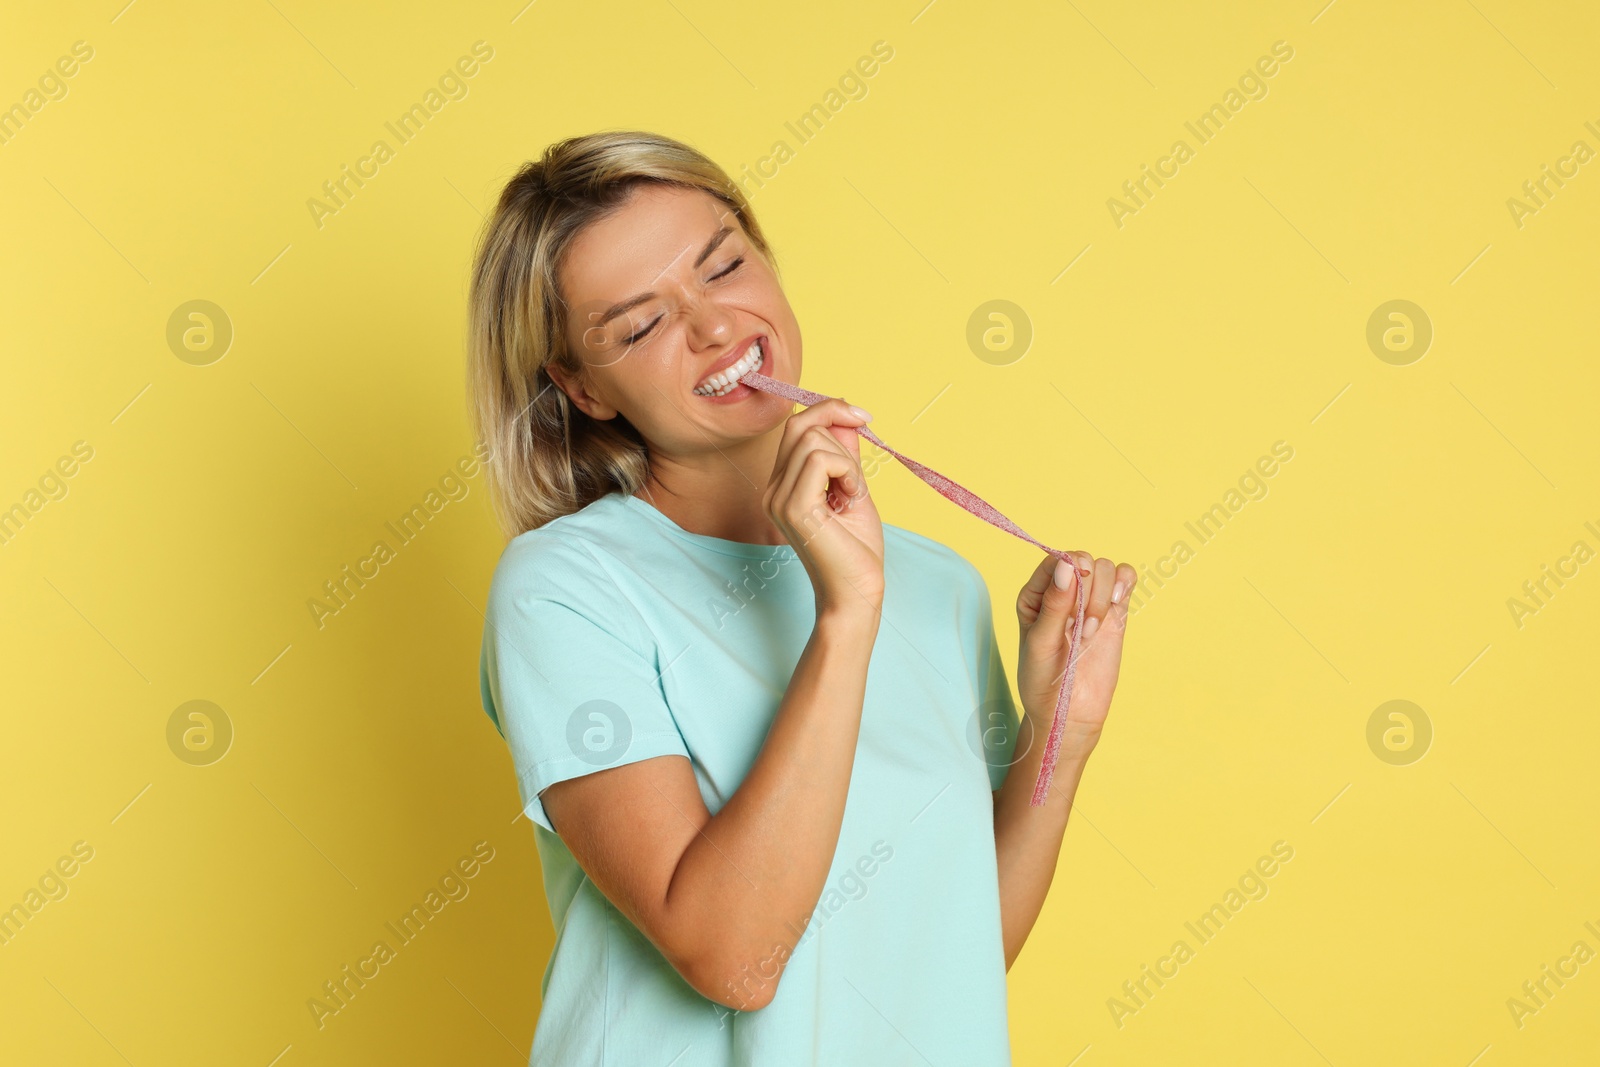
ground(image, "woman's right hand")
xmin=763 ymin=398 xmax=885 ymax=617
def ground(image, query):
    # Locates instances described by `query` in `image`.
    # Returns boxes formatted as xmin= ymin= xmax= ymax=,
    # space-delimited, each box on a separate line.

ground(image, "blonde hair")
xmin=466 ymin=130 xmax=778 ymax=540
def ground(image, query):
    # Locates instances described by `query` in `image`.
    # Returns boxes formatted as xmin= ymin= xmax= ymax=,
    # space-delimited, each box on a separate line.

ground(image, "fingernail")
xmin=1082 ymin=616 xmax=1100 ymax=640
xmin=848 ymin=405 xmax=873 ymax=422
xmin=1111 ymin=580 xmax=1127 ymax=604
xmin=1053 ymin=558 xmax=1075 ymax=590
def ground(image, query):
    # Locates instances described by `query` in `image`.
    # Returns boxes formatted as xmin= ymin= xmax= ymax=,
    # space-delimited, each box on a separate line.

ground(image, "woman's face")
xmin=553 ymin=183 xmax=801 ymax=454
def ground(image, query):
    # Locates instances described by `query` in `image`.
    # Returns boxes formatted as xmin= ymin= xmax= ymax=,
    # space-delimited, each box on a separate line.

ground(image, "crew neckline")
xmin=621 ymin=493 xmax=798 ymax=560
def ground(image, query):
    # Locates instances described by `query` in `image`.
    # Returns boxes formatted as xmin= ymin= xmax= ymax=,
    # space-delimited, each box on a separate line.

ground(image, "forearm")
xmin=667 ymin=604 xmax=880 ymax=1006
xmin=992 ymin=713 xmax=1099 ymax=970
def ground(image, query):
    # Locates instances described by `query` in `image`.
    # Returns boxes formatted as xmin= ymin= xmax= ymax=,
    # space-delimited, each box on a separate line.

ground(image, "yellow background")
xmin=3 ymin=0 xmax=1597 ymax=1063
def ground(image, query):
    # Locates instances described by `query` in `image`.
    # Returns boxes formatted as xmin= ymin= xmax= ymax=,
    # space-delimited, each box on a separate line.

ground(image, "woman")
xmin=468 ymin=130 xmax=1134 ymax=1065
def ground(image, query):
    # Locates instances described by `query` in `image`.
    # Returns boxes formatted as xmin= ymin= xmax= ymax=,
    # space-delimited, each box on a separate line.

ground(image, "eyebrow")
xmin=596 ymin=225 xmax=735 ymax=327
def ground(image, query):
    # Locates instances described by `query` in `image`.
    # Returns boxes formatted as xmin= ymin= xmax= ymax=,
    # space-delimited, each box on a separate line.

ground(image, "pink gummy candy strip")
xmin=739 ymin=367 xmax=1087 ymax=808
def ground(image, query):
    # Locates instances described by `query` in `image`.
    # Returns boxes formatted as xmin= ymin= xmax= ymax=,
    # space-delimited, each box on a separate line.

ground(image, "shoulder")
xmin=486 ymin=494 xmax=643 ymax=617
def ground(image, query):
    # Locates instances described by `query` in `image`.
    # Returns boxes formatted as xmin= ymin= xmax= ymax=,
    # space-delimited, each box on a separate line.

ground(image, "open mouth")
xmin=692 ymin=338 xmax=765 ymax=397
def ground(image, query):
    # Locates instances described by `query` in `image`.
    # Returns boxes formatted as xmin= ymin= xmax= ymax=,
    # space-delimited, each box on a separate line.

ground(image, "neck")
xmin=634 ymin=430 xmax=788 ymax=545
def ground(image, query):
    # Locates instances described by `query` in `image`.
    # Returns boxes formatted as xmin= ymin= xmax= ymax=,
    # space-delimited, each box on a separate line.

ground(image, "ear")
xmin=544 ymin=359 xmax=619 ymax=422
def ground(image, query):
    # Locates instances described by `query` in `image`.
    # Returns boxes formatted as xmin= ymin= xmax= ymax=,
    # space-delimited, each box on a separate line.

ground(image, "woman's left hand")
xmin=1014 ymin=551 xmax=1136 ymax=754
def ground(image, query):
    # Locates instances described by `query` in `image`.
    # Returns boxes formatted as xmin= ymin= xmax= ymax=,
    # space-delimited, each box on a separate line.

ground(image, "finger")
xmin=771 ymin=424 xmax=827 ymax=505
xmin=1026 ymin=552 xmax=1080 ymax=647
xmin=1018 ymin=550 xmax=1070 ymax=613
xmin=1087 ymin=562 xmax=1138 ymax=650
xmin=776 ymin=427 xmax=864 ymax=517
xmin=816 ymin=399 xmax=869 ymax=464
xmin=817 ymin=423 xmax=868 ymax=498
xmin=774 ymin=425 xmax=864 ymax=515
xmin=1088 ymin=556 xmax=1115 ymax=619
xmin=771 ymin=398 xmax=870 ymax=463
xmin=1076 ymin=556 xmax=1117 ymax=641
xmin=1073 ymin=551 xmax=1094 ymax=583
xmin=1110 ymin=562 xmax=1137 ymax=610
xmin=825 ymin=454 xmax=865 ymax=511
xmin=1018 ymin=551 xmax=1064 ymax=612
xmin=771 ymin=398 xmax=872 ymax=479
xmin=1068 ymin=551 xmax=1093 ymax=612
xmin=1067 ymin=551 xmax=1093 ymax=614
xmin=784 ymin=446 xmax=864 ymax=544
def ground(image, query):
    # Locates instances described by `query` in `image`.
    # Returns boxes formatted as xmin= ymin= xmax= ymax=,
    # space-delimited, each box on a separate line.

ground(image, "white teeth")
xmin=694 ymin=340 xmax=765 ymax=396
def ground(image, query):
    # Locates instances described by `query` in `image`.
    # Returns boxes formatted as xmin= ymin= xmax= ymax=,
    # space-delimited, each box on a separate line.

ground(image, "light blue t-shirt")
xmin=479 ymin=490 xmax=1022 ymax=1066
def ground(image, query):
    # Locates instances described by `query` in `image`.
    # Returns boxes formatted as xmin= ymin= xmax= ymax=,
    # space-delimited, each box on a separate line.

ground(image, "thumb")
xmin=1032 ymin=552 xmax=1087 ymax=648
xmin=827 ymin=415 xmax=864 ymax=460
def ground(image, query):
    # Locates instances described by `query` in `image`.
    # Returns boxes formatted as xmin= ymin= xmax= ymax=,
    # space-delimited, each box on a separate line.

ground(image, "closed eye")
xmin=622 ymin=258 xmax=746 ymax=344
xmin=623 ymin=319 xmax=659 ymax=345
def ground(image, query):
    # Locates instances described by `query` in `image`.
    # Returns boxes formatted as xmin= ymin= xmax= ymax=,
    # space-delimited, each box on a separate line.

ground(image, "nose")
xmin=683 ymin=294 xmax=735 ymax=351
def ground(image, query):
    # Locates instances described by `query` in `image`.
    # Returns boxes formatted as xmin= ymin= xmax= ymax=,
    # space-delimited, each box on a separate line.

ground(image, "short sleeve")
xmin=968 ymin=566 xmax=1022 ymax=792
xmin=480 ymin=537 xmax=691 ymax=834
